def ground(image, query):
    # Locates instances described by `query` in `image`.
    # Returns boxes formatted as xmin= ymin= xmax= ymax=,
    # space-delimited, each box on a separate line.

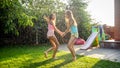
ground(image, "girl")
xmin=62 ymin=10 xmax=79 ymax=61
xmin=44 ymin=13 xmax=62 ymax=59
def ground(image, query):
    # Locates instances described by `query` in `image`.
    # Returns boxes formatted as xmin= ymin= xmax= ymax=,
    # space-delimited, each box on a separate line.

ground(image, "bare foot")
xmin=53 ymin=57 xmax=58 ymax=60
xmin=73 ymin=57 xmax=76 ymax=61
xmin=44 ymin=52 xmax=48 ymax=58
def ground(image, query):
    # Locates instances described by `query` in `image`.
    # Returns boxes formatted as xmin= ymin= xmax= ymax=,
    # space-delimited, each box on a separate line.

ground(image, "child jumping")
xmin=62 ymin=10 xmax=79 ymax=61
xmin=44 ymin=13 xmax=62 ymax=59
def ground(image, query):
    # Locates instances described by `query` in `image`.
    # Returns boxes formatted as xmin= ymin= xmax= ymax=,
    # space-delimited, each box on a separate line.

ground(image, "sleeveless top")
xmin=48 ymin=23 xmax=54 ymax=31
xmin=70 ymin=24 xmax=79 ymax=38
xmin=47 ymin=23 xmax=55 ymax=38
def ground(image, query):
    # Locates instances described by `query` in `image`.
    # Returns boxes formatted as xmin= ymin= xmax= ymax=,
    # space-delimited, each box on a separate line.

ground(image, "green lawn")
xmin=0 ymin=44 xmax=120 ymax=68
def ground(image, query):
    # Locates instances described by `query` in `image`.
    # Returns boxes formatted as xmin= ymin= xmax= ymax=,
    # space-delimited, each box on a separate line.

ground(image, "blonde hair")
xmin=65 ymin=10 xmax=73 ymax=18
xmin=65 ymin=10 xmax=77 ymax=25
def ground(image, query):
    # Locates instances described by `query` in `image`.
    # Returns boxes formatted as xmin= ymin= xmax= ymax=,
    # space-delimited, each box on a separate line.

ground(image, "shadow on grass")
xmin=0 ymin=45 xmax=47 ymax=61
xmin=22 ymin=58 xmax=53 ymax=68
xmin=22 ymin=53 xmax=83 ymax=68
xmin=51 ymin=53 xmax=73 ymax=68
xmin=0 ymin=47 xmax=30 ymax=61
xmin=92 ymin=60 xmax=120 ymax=68
xmin=22 ymin=53 xmax=71 ymax=68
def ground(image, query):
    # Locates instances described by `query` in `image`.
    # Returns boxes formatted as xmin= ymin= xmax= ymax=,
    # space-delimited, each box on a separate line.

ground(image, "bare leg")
xmin=51 ymin=36 xmax=59 ymax=59
xmin=44 ymin=37 xmax=56 ymax=58
xmin=44 ymin=47 xmax=52 ymax=58
xmin=67 ymin=36 xmax=76 ymax=61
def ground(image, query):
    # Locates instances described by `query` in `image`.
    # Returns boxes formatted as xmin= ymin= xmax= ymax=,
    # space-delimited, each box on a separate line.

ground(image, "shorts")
xmin=71 ymin=32 xmax=79 ymax=38
xmin=47 ymin=30 xmax=55 ymax=38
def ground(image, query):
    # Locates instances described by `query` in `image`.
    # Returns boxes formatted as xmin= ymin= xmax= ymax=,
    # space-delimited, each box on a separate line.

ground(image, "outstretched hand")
xmin=60 ymin=32 xmax=65 ymax=38
xmin=43 ymin=15 xmax=49 ymax=23
xmin=62 ymin=33 xmax=66 ymax=38
xmin=43 ymin=15 xmax=47 ymax=20
xmin=59 ymin=32 xmax=63 ymax=37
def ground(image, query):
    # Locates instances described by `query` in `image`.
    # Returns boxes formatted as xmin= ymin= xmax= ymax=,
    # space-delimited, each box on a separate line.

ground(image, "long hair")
xmin=49 ymin=13 xmax=56 ymax=20
xmin=65 ymin=10 xmax=77 ymax=24
xmin=49 ymin=13 xmax=56 ymax=25
xmin=49 ymin=14 xmax=54 ymax=20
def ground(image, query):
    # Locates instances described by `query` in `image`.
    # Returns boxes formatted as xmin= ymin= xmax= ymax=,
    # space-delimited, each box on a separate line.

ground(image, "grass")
xmin=0 ymin=44 xmax=120 ymax=68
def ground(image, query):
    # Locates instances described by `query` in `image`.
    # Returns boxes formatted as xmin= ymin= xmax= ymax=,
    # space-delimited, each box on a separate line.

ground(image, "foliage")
xmin=0 ymin=0 xmax=93 ymax=44
xmin=66 ymin=0 xmax=92 ymax=40
xmin=0 ymin=0 xmax=33 ymax=35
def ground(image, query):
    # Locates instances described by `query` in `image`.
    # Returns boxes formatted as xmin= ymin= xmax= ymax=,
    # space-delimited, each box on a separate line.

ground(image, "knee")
xmin=67 ymin=44 xmax=71 ymax=49
xmin=52 ymin=46 xmax=56 ymax=50
xmin=56 ymin=41 xmax=60 ymax=46
xmin=53 ymin=46 xmax=58 ymax=50
xmin=57 ymin=43 xmax=60 ymax=46
xmin=55 ymin=45 xmax=58 ymax=49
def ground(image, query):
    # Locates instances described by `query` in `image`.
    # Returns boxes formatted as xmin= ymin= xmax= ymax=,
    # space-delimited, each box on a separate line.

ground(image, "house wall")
xmin=115 ymin=0 xmax=120 ymax=41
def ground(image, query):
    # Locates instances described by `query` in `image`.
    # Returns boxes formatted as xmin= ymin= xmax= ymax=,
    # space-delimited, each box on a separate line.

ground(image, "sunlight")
xmin=87 ymin=54 xmax=105 ymax=59
xmin=87 ymin=0 xmax=114 ymax=26
xmin=61 ymin=0 xmax=114 ymax=26
xmin=0 ymin=54 xmax=33 ymax=68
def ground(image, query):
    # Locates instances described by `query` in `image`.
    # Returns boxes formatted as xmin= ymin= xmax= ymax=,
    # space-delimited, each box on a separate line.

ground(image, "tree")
xmin=65 ymin=0 xmax=92 ymax=40
xmin=22 ymin=0 xmax=66 ymax=44
xmin=0 ymin=0 xmax=92 ymax=45
xmin=0 ymin=0 xmax=34 ymax=36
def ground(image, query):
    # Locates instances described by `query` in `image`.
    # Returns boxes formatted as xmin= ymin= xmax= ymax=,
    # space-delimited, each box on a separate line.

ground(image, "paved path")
xmin=58 ymin=44 xmax=120 ymax=62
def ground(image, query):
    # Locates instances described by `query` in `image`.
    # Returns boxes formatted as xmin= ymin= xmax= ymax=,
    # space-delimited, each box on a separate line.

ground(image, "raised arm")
xmin=43 ymin=15 xmax=49 ymax=24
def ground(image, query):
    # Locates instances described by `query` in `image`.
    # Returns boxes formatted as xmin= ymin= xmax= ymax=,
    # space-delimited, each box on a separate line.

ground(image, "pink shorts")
xmin=47 ymin=30 xmax=55 ymax=38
